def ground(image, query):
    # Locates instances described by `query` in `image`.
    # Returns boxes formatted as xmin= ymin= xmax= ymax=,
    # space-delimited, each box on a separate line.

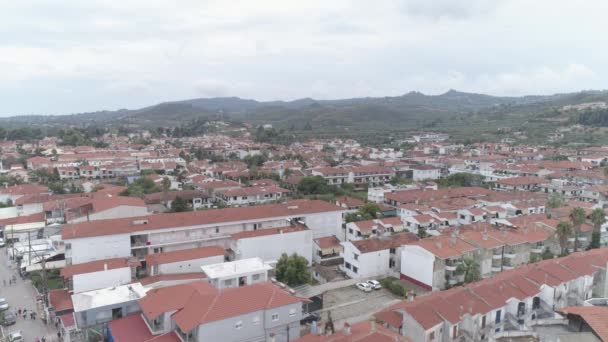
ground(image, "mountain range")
xmin=2 ymin=89 xmax=608 ymax=132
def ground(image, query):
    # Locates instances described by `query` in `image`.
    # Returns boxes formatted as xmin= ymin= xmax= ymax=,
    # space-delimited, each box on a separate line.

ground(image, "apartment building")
xmin=215 ymin=186 xmax=291 ymax=206
xmin=376 ymin=249 xmax=608 ymax=342
xmin=130 ymin=281 xmax=307 ymax=342
xmin=340 ymin=232 xmax=419 ymax=279
xmin=61 ymin=200 xmax=344 ymax=275
xmin=494 ymin=176 xmax=547 ymax=192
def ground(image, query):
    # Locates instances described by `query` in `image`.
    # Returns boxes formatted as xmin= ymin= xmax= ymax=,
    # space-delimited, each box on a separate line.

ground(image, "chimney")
xmin=343 ymin=322 xmax=351 ymax=335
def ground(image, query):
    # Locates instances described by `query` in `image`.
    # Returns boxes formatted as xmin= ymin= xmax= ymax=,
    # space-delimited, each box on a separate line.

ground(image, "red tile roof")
xmin=62 ymin=200 xmax=344 ymax=240
xmin=557 ymin=306 xmax=608 ymax=341
xmin=60 ymin=258 xmax=135 ymax=278
xmin=144 ymin=246 xmax=225 ymax=266
xmin=314 ymin=236 xmax=342 ymax=249
xmin=49 ymin=289 xmax=73 ymax=312
xmin=140 ymin=281 xmax=307 ymax=332
xmin=351 ymin=232 xmax=419 ymax=253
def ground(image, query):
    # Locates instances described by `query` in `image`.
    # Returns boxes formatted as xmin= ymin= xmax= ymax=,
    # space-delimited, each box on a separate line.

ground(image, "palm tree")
xmin=570 ymin=207 xmax=586 ymax=252
xmin=590 ymin=208 xmax=606 ymax=249
xmin=456 ymin=258 xmax=481 ymax=284
xmin=556 ymin=221 xmax=573 ymax=256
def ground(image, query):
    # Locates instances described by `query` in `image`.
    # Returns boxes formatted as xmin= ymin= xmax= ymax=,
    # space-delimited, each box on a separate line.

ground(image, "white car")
xmin=8 ymin=331 xmax=23 ymax=342
xmin=367 ymin=280 xmax=382 ymax=290
xmin=0 ymin=298 xmax=9 ymax=311
xmin=355 ymin=282 xmax=372 ymax=292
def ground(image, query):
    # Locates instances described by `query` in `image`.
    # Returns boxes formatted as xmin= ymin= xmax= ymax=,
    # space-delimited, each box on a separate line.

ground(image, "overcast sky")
xmin=1 ymin=0 xmax=607 ymax=116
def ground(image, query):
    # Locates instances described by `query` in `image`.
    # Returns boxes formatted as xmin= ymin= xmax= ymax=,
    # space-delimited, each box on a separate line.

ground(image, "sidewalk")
xmin=1 ymin=247 xmax=58 ymax=341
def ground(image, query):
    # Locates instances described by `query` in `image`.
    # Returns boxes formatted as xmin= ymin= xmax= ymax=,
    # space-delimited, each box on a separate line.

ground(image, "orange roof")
xmin=62 ymin=200 xmax=343 ymax=240
xmin=557 ymin=306 xmax=608 ymax=341
xmin=140 ymin=281 xmax=307 ymax=332
xmin=144 ymin=246 xmax=224 ymax=266
xmin=351 ymin=232 xmax=419 ymax=253
xmin=60 ymin=258 xmax=135 ymax=278
xmin=496 ymin=176 xmax=547 ymax=186
xmin=411 ymin=234 xmax=477 ymax=259
xmin=314 ymin=236 xmax=342 ymax=249
xmin=49 ymin=289 xmax=73 ymax=312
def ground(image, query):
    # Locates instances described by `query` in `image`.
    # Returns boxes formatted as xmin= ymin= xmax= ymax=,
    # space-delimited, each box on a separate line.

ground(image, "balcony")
xmin=503 ymin=252 xmax=516 ymax=259
xmin=446 ymin=263 xmax=458 ymax=272
xmin=531 ymin=246 xmax=544 ymax=254
xmin=492 ymin=266 xmax=502 ymax=273
xmin=492 ymin=253 xmax=503 ymax=260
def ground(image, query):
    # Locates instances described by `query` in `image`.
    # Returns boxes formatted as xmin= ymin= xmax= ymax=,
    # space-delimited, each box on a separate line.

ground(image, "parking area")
xmin=318 ymin=283 xmax=402 ymax=326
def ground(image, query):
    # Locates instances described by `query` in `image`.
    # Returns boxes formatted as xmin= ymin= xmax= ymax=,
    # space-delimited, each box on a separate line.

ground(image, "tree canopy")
xmin=275 ymin=253 xmax=311 ymax=286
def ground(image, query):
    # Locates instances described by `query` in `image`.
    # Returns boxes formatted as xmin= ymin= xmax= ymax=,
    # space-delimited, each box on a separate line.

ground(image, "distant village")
xmin=2 ymin=126 xmax=608 ymax=342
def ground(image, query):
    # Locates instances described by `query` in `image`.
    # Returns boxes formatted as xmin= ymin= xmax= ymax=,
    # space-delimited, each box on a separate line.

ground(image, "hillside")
xmin=2 ymin=89 xmax=608 ymax=135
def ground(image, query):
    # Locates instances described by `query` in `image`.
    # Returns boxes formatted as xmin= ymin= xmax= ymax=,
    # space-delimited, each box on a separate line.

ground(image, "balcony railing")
xmin=503 ymin=252 xmax=516 ymax=259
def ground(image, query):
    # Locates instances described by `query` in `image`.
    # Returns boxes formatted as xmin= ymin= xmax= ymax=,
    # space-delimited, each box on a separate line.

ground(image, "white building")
xmin=201 ymin=257 xmax=273 ymax=289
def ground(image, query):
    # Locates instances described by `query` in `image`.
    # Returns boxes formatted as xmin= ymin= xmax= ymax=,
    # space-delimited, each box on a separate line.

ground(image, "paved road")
xmin=0 ymin=247 xmax=58 ymax=341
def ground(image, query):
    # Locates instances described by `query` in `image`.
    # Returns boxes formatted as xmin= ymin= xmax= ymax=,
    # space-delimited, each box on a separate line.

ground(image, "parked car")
xmin=367 ymin=280 xmax=382 ymax=290
xmin=1 ymin=311 xmax=16 ymax=326
xmin=8 ymin=331 xmax=23 ymax=342
xmin=300 ymin=312 xmax=321 ymax=325
xmin=0 ymin=298 xmax=9 ymax=311
xmin=355 ymin=282 xmax=372 ymax=292
xmin=0 ymin=237 xmax=5 ymax=247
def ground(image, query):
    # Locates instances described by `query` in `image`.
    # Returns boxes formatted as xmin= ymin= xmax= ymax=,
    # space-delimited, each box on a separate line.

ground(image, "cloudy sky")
xmin=1 ymin=0 xmax=607 ymax=116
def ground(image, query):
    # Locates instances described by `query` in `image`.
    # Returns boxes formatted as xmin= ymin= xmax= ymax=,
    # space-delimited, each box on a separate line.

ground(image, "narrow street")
xmin=0 ymin=246 xmax=58 ymax=341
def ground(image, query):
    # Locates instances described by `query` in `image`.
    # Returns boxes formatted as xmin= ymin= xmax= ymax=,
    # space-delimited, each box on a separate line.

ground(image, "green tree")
xmin=170 ymin=196 xmax=190 ymax=212
xmin=275 ymin=253 xmax=311 ymax=286
xmin=344 ymin=203 xmax=381 ymax=223
xmin=569 ymin=207 xmax=586 ymax=252
xmin=297 ymin=176 xmax=331 ymax=195
xmin=556 ymin=221 xmax=573 ymax=256
xmin=455 ymin=258 xmax=481 ymax=284
xmin=590 ymin=208 xmax=606 ymax=249
xmin=541 ymin=248 xmax=554 ymax=260
xmin=547 ymin=193 xmax=565 ymax=209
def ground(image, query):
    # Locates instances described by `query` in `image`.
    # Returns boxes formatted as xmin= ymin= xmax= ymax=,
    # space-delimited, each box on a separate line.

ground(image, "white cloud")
xmin=0 ymin=0 xmax=607 ymax=115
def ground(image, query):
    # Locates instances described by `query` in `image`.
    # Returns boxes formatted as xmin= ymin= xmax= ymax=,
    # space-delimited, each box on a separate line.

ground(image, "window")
xmin=345 ymin=262 xmax=351 ymax=270
xmin=353 ymin=266 xmax=358 ymax=274
xmin=224 ymin=279 xmax=234 ymax=287
xmin=389 ymin=248 xmax=396 ymax=254
xmin=429 ymin=331 xmax=435 ymax=341
xmin=289 ymin=308 xmax=296 ymax=317
xmin=353 ymin=253 xmax=359 ymax=261
xmin=253 ymin=223 xmax=259 ymax=230
xmin=272 ymin=313 xmax=279 ymax=321
xmin=348 ymin=228 xmax=354 ymax=234
xmin=252 ymin=274 xmax=261 ymax=281
xmin=235 ymin=321 xmax=243 ymax=329
xmin=481 ymin=315 xmax=486 ymax=328
xmin=252 ymin=316 xmax=260 ymax=325
xmin=215 ymin=227 xmax=220 ymax=233
xmin=452 ymin=325 xmax=457 ymax=337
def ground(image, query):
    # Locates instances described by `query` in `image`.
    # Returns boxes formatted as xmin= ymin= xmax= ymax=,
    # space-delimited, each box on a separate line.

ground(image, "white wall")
xmin=341 ymin=242 xmax=391 ymax=279
xmin=71 ymin=205 xmax=149 ymax=223
xmin=72 ymin=267 xmax=132 ymax=293
xmin=234 ymin=230 xmax=312 ymax=264
xmin=156 ymin=255 xmax=224 ymax=275
xmin=69 ymin=234 xmax=132 ymax=264
xmin=303 ymin=211 xmax=343 ymax=240
xmin=400 ymin=246 xmax=435 ymax=288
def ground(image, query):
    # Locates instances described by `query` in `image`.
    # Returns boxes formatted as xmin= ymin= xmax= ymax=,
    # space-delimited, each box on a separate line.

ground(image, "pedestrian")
xmin=30 ymin=311 xmax=35 ymax=319
xmin=18 ymin=308 xmax=21 ymax=315
xmin=22 ymin=312 xmax=26 ymax=320
xmin=57 ymin=331 xmax=61 ymax=340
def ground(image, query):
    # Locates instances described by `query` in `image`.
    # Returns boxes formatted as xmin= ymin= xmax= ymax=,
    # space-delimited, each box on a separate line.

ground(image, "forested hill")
xmin=2 ymin=89 xmax=608 ymax=132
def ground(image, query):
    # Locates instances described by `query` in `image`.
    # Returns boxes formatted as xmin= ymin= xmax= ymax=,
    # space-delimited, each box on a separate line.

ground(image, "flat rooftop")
xmin=201 ymin=257 xmax=273 ymax=279
xmin=72 ymin=283 xmax=148 ymax=312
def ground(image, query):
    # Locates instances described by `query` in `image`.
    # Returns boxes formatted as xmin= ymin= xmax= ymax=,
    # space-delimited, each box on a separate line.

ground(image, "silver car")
xmin=0 ymin=298 xmax=8 ymax=311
